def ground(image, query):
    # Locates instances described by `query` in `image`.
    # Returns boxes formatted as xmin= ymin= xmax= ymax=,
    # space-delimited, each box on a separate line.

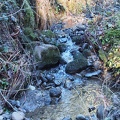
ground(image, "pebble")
xmin=12 ymin=111 xmax=25 ymax=120
xmin=46 ymin=74 xmax=55 ymax=83
xmin=28 ymin=85 xmax=35 ymax=90
xmin=76 ymin=114 xmax=86 ymax=120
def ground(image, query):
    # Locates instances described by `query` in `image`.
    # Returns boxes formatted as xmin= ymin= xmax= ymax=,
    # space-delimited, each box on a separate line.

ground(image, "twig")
xmin=0 ymin=90 xmax=17 ymax=111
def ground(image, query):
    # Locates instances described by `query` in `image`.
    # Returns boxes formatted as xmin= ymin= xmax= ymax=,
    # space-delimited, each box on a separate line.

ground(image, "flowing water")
xmin=26 ymin=22 xmax=112 ymax=120
xmin=30 ymin=80 xmax=112 ymax=120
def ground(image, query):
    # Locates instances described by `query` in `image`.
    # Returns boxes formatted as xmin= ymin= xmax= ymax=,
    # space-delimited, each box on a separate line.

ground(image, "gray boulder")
xmin=34 ymin=44 xmax=60 ymax=68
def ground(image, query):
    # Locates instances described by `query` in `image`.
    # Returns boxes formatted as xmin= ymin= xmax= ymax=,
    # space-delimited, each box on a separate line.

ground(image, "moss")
xmin=41 ymin=30 xmax=56 ymax=38
xmin=24 ymin=27 xmax=37 ymax=40
xmin=23 ymin=0 xmax=35 ymax=28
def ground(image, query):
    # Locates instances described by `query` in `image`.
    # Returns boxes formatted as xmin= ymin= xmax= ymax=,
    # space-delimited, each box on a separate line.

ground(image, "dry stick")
xmin=0 ymin=90 xmax=17 ymax=111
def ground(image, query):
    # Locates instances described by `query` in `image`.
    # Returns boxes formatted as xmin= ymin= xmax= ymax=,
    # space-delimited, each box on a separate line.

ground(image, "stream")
xmin=19 ymin=19 xmax=114 ymax=120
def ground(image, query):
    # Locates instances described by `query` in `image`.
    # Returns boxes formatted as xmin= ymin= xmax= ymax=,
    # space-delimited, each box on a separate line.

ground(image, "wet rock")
xmin=64 ymin=79 xmax=73 ymax=90
xmin=34 ymin=44 xmax=60 ymax=69
xmin=71 ymin=51 xmax=84 ymax=60
xmin=65 ymin=57 xmax=88 ymax=74
xmin=76 ymin=114 xmax=86 ymax=120
xmin=73 ymin=78 xmax=84 ymax=87
xmin=62 ymin=116 xmax=72 ymax=120
xmin=49 ymin=87 xmax=62 ymax=98
xmin=19 ymin=90 xmax=51 ymax=113
xmin=58 ymin=38 xmax=67 ymax=43
xmin=82 ymin=49 xmax=92 ymax=58
xmin=12 ymin=111 xmax=25 ymax=120
xmin=71 ymin=35 xmax=85 ymax=45
xmin=54 ymin=79 xmax=62 ymax=86
xmin=85 ymin=70 xmax=102 ymax=77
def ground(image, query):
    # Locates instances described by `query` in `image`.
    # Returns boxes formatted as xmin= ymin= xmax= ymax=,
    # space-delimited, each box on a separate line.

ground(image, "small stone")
xmin=85 ymin=70 xmax=102 ymax=77
xmin=49 ymin=87 xmax=62 ymax=97
xmin=76 ymin=114 xmax=86 ymax=120
xmin=62 ymin=116 xmax=72 ymax=120
xmin=88 ymin=106 xmax=96 ymax=112
xmin=12 ymin=111 xmax=25 ymax=120
xmin=28 ymin=85 xmax=35 ymax=90
xmin=54 ymin=79 xmax=62 ymax=86
xmin=46 ymin=74 xmax=55 ymax=83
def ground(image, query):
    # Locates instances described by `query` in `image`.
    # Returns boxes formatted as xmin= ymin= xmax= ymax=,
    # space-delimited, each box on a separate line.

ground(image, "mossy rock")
xmin=34 ymin=44 xmax=60 ymax=69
